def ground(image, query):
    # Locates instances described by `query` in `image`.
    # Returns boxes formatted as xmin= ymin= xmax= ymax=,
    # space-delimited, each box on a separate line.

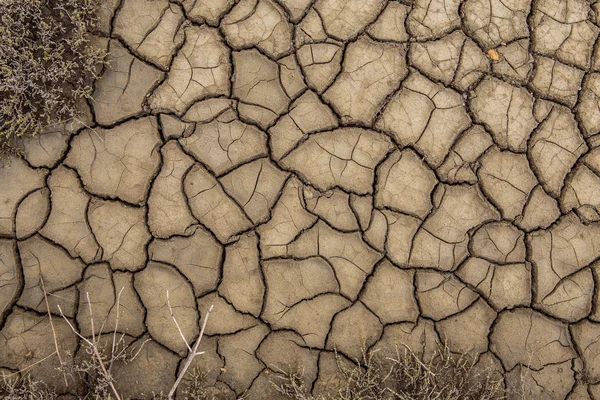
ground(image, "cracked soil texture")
xmin=4 ymin=0 xmax=600 ymax=398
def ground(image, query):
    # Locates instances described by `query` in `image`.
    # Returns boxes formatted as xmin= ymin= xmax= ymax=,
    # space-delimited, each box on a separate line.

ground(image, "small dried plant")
xmin=0 ymin=0 xmax=107 ymax=152
xmin=274 ymin=344 xmax=507 ymax=400
xmin=0 ymin=373 xmax=57 ymax=400
xmin=55 ymin=289 xmax=213 ymax=400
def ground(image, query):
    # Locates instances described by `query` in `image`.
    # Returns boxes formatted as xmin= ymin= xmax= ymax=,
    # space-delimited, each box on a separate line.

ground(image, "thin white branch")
xmin=167 ymin=290 xmax=193 ymax=353
xmin=167 ymin=305 xmax=214 ymax=400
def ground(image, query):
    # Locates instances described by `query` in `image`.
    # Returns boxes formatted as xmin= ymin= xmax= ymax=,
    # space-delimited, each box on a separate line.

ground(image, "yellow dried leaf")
xmin=487 ymin=49 xmax=499 ymax=61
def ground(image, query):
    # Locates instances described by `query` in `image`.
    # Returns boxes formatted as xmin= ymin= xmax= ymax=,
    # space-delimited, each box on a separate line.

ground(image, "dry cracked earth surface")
xmin=6 ymin=0 xmax=600 ymax=398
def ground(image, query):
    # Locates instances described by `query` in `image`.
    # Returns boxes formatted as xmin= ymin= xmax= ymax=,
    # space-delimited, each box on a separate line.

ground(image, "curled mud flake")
xmin=18 ymin=236 xmax=84 ymax=316
xmin=219 ymin=232 xmax=264 ymax=317
xmin=529 ymin=213 xmax=600 ymax=309
xmin=177 ymin=0 xmax=235 ymax=26
xmin=360 ymin=260 xmax=418 ymax=325
xmin=183 ymin=164 xmax=253 ymax=243
xmin=88 ymin=198 xmax=152 ymax=272
xmin=457 ymin=257 xmax=531 ymax=310
xmin=149 ymin=225 xmax=223 ymax=296
xmin=134 ymin=261 xmax=199 ymax=355
xmin=531 ymin=0 xmax=598 ymax=70
xmin=314 ymin=0 xmax=387 ymax=41
xmin=269 ymin=90 xmax=338 ymax=160
xmin=147 ymin=141 xmax=197 ymax=238
xmin=297 ymin=43 xmax=343 ymax=94
xmin=39 ymin=166 xmax=101 ymax=264
xmin=92 ymin=40 xmax=163 ymax=125
xmin=376 ymin=72 xmax=471 ymax=168
xmin=326 ymin=302 xmax=383 ymax=361
xmin=66 ymin=117 xmax=162 ymax=205
xmin=367 ymin=2 xmax=410 ymax=43
xmin=324 ymin=36 xmax=408 ymax=125
xmin=232 ymin=49 xmax=291 ymax=128
xmin=375 ymin=149 xmax=438 ymax=219
xmin=477 ymin=147 xmax=538 ymax=221
xmin=492 ymin=40 xmax=533 ymax=84
xmin=415 ymin=270 xmax=479 ymax=321
xmin=528 ymin=105 xmax=588 ymax=197
xmin=221 ymin=0 xmax=293 ymax=59
xmin=490 ymin=308 xmax=576 ymax=370
xmin=0 ymin=240 xmax=19 ymax=326
xmin=280 ymin=127 xmax=393 ymax=195
xmin=0 ymin=157 xmax=47 ymax=237
xmin=180 ymin=111 xmax=268 ymax=175
xmin=114 ymin=0 xmax=185 ymax=69
xmin=469 ymin=77 xmax=536 ymax=153
xmin=462 ymin=0 xmax=531 ymax=49
xmin=530 ymin=56 xmax=585 ymax=108
xmin=220 ymin=158 xmax=289 ymax=224
xmin=406 ymin=0 xmax=461 ymax=40
xmin=148 ymin=26 xmax=231 ymax=115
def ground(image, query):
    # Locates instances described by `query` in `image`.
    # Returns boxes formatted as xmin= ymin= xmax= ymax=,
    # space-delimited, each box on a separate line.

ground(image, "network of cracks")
xmin=3 ymin=0 xmax=600 ymax=398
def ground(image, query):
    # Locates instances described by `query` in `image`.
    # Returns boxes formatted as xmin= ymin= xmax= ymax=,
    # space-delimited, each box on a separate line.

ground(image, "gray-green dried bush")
xmin=0 ymin=373 xmax=57 ymax=400
xmin=0 ymin=0 xmax=106 ymax=152
xmin=275 ymin=345 xmax=507 ymax=400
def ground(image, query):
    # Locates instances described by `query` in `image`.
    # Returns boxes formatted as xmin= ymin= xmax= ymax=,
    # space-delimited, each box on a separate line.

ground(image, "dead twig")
xmin=58 ymin=292 xmax=122 ymax=400
xmin=39 ymin=274 xmax=69 ymax=388
xmin=167 ymin=295 xmax=214 ymax=400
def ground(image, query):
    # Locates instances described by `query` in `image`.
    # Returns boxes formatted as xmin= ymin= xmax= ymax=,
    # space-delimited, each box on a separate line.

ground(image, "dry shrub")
xmin=0 ymin=373 xmax=57 ymax=400
xmin=0 ymin=0 xmax=106 ymax=152
xmin=275 ymin=344 xmax=506 ymax=400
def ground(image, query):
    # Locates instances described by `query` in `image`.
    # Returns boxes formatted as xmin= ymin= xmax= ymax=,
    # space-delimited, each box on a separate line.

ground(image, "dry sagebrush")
xmin=275 ymin=345 xmax=507 ymax=400
xmin=0 ymin=0 xmax=106 ymax=152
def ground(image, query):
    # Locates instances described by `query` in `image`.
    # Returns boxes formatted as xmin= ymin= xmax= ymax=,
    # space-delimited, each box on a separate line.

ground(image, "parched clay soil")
xmin=3 ymin=0 xmax=600 ymax=398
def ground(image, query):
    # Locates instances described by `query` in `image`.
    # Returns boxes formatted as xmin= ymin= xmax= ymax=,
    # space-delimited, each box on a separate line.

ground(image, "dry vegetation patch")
xmin=0 ymin=0 xmax=106 ymax=152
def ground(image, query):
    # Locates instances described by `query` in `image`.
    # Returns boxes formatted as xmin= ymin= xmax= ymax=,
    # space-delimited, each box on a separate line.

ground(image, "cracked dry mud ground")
xmin=6 ymin=0 xmax=600 ymax=398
